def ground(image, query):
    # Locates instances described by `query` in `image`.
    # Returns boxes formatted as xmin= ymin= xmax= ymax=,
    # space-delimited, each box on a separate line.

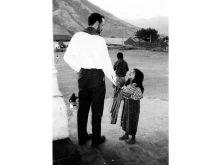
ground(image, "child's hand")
xmin=121 ymin=85 xmax=126 ymax=90
xmin=132 ymin=83 xmax=137 ymax=87
xmin=117 ymin=81 xmax=121 ymax=86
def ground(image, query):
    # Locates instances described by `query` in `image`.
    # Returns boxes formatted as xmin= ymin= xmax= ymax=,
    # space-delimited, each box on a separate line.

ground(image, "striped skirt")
xmin=110 ymin=89 xmax=123 ymax=124
xmin=121 ymin=99 xmax=140 ymax=135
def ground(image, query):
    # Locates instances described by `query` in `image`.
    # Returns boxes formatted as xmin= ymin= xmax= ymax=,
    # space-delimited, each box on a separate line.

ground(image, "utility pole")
xmin=147 ymin=34 xmax=151 ymax=42
xmin=122 ymin=36 xmax=123 ymax=45
xmin=122 ymin=35 xmax=125 ymax=51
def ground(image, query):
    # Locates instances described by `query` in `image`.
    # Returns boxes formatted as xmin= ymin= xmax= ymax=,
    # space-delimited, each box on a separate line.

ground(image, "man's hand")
xmin=111 ymin=74 xmax=116 ymax=85
xmin=75 ymin=99 xmax=79 ymax=109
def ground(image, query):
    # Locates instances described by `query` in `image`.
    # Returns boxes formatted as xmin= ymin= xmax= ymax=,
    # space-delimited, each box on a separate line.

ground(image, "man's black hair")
xmin=88 ymin=13 xmax=105 ymax=26
xmin=117 ymin=52 xmax=123 ymax=59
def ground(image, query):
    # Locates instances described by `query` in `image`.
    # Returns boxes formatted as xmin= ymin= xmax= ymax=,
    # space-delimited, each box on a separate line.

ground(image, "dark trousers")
xmin=77 ymin=68 xmax=106 ymax=143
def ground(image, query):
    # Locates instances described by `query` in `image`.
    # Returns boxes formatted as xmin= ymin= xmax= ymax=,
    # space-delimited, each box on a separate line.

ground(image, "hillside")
xmin=53 ymin=0 xmax=139 ymax=38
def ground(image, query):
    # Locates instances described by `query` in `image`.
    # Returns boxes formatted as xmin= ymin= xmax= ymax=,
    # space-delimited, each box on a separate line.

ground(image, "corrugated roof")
xmin=104 ymin=38 xmax=128 ymax=46
xmin=131 ymin=37 xmax=145 ymax=42
xmin=125 ymin=37 xmax=145 ymax=42
xmin=53 ymin=35 xmax=72 ymax=41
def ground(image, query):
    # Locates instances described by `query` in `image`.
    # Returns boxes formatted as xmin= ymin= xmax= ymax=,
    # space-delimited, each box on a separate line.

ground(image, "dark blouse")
xmin=113 ymin=59 xmax=129 ymax=77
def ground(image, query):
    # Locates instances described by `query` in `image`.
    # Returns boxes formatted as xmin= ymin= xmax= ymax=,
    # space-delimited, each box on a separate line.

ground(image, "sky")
xmin=88 ymin=0 xmax=168 ymax=19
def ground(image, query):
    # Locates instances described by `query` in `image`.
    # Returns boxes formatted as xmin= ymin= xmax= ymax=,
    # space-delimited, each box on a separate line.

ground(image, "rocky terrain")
xmin=53 ymin=0 xmax=139 ymax=38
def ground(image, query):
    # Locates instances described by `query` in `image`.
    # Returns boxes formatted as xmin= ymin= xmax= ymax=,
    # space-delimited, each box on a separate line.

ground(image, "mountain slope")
xmin=53 ymin=0 xmax=139 ymax=38
xmin=124 ymin=16 xmax=169 ymax=35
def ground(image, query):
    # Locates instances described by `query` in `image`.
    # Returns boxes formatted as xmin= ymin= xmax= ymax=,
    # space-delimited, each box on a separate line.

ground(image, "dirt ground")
xmin=55 ymin=49 xmax=168 ymax=106
xmin=53 ymin=49 xmax=169 ymax=165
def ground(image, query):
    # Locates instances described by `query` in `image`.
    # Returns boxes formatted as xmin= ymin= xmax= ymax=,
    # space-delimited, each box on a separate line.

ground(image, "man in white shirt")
xmin=64 ymin=13 xmax=116 ymax=146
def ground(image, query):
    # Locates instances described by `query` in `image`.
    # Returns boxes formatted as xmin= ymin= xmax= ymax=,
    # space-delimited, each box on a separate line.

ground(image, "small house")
xmin=104 ymin=38 xmax=127 ymax=48
xmin=53 ymin=35 xmax=72 ymax=42
xmin=124 ymin=37 xmax=145 ymax=47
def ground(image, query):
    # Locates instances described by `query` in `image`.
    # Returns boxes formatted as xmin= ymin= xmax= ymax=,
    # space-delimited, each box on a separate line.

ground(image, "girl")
xmin=119 ymin=68 xmax=144 ymax=144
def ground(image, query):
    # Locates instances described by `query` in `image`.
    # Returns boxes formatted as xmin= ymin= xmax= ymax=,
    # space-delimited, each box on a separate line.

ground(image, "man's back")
xmin=64 ymin=31 xmax=116 ymax=84
xmin=69 ymin=32 xmax=105 ymax=69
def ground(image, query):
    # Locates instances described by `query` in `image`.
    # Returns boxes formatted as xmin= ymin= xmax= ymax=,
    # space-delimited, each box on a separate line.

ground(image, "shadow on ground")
xmin=66 ymin=97 xmax=168 ymax=165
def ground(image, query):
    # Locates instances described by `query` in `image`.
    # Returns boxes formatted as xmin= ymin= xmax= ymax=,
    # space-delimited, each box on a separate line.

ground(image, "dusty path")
xmin=53 ymin=50 xmax=169 ymax=165
xmin=68 ymin=97 xmax=168 ymax=165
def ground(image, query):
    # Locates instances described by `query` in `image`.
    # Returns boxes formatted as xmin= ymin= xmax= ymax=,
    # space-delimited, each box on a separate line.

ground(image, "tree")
xmin=164 ymin=36 xmax=169 ymax=41
xmin=135 ymin=28 xmax=159 ymax=42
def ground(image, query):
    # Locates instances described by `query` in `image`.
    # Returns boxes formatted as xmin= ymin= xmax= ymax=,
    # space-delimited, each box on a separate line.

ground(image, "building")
xmin=124 ymin=37 xmax=145 ymax=47
xmin=53 ymin=35 xmax=72 ymax=42
xmin=53 ymin=35 xmax=72 ymax=51
xmin=104 ymin=38 xmax=127 ymax=47
xmin=158 ymin=35 xmax=169 ymax=51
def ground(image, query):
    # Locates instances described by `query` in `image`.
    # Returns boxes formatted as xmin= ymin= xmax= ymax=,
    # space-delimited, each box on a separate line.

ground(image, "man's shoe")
xmin=86 ymin=133 xmax=93 ymax=140
xmin=91 ymin=136 xmax=106 ymax=146
xmin=78 ymin=133 xmax=93 ymax=146
xmin=119 ymin=134 xmax=129 ymax=140
xmin=126 ymin=138 xmax=136 ymax=144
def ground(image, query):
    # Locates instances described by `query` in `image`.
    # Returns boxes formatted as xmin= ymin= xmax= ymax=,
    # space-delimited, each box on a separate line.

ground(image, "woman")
xmin=119 ymin=68 xmax=144 ymax=144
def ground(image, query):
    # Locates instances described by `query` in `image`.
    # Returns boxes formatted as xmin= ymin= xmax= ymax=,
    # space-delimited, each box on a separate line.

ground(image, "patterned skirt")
xmin=110 ymin=89 xmax=123 ymax=124
xmin=121 ymin=99 xmax=140 ymax=135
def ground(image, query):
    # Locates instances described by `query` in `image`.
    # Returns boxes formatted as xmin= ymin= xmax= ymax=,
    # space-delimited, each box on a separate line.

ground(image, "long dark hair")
xmin=125 ymin=68 xmax=144 ymax=93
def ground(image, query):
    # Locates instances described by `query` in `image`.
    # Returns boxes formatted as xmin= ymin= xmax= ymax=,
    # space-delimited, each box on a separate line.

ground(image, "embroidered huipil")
xmin=120 ymin=83 xmax=143 ymax=135
xmin=122 ymin=84 xmax=143 ymax=100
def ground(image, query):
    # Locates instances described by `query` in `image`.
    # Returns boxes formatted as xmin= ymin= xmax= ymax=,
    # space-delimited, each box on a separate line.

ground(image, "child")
xmin=69 ymin=93 xmax=79 ymax=109
xmin=110 ymin=53 xmax=129 ymax=123
xmin=113 ymin=52 xmax=129 ymax=89
xmin=119 ymin=68 xmax=144 ymax=144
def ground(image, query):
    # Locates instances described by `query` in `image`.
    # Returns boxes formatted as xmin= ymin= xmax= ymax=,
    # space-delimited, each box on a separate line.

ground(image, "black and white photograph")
xmin=52 ymin=0 xmax=168 ymax=164
xmin=2 ymin=0 xmax=220 ymax=165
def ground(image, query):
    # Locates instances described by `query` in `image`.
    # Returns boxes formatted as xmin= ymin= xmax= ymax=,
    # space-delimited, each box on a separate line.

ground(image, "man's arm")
xmin=113 ymin=62 xmax=117 ymax=71
xmin=63 ymin=35 xmax=81 ymax=72
xmin=99 ymin=38 xmax=116 ymax=85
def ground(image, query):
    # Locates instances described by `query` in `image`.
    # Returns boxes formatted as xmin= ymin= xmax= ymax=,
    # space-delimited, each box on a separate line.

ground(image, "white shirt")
xmin=63 ymin=32 xmax=116 ymax=85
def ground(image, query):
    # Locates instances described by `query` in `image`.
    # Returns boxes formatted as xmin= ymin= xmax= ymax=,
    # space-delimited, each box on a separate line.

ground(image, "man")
xmin=64 ymin=13 xmax=116 ymax=146
xmin=113 ymin=52 xmax=129 ymax=88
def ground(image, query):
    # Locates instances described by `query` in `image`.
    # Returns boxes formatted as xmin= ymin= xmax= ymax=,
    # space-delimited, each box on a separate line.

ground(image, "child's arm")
xmin=122 ymin=84 xmax=143 ymax=100
xmin=121 ymin=84 xmax=136 ymax=98
xmin=132 ymin=87 xmax=143 ymax=100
